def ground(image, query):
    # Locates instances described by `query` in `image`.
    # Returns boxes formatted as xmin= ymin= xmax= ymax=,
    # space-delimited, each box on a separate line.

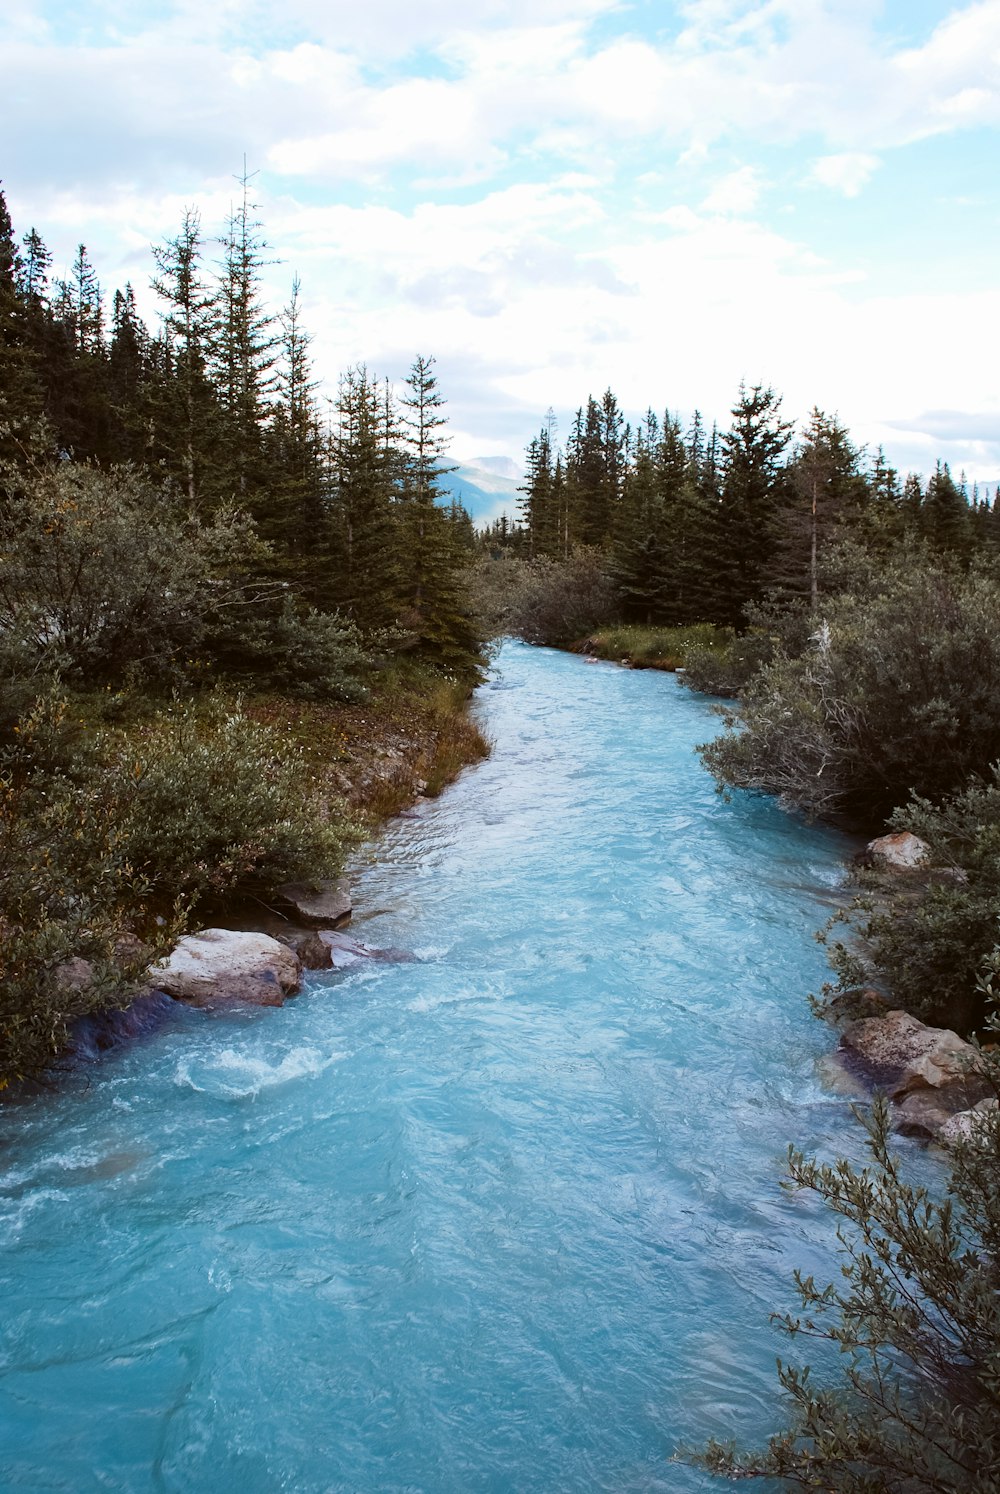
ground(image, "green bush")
xmin=204 ymin=596 xmax=372 ymax=701
xmin=821 ymin=770 xmax=1000 ymax=1034
xmin=469 ymin=548 xmax=619 ymax=646
xmin=0 ymin=462 xmax=263 ymax=691
xmin=0 ymin=694 xmax=356 ymax=1085
xmin=696 ymin=1068 xmax=1000 ymax=1491
xmin=699 ymin=557 xmax=1000 ymax=822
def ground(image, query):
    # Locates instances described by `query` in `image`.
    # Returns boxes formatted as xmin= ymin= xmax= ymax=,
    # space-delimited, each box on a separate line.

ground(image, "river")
xmin=1 ymin=641 xmax=864 ymax=1492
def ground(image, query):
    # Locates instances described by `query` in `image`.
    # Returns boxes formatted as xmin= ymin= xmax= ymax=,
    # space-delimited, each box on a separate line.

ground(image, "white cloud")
xmin=807 ymin=152 xmax=879 ymax=197
xmin=701 ymin=166 xmax=764 ymax=215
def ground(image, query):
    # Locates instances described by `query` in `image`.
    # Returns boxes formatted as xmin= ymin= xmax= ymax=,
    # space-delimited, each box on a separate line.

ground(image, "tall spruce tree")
xmin=0 ymin=185 xmax=43 ymax=465
xmin=152 ymin=207 xmax=218 ymax=507
xmin=718 ymin=382 xmax=792 ymax=625
xmin=213 ymin=169 xmax=278 ymax=506
xmin=324 ymin=364 xmax=401 ymax=632
xmin=399 ymin=355 xmax=478 ymax=666
xmin=774 ymin=409 xmax=869 ymax=604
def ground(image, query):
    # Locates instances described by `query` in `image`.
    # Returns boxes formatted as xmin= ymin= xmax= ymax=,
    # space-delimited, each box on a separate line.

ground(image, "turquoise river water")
xmin=1 ymin=641 xmax=869 ymax=1492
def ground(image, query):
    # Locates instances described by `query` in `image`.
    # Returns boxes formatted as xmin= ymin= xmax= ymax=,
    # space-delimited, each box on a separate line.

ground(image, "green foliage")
xmin=699 ymin=553 xmax=1000 ymax=822
xmin=0 ymin=460 xmax=265 ymax=692
xmin=204 ymin=596 xmax=372 ymax=701
xmin=695 ymin=1081 xmax=1000 ymax=1491
xmin=0 ymin=693 xmax=356 ymax=1085
xmin=470 ymin=548 xmax=619 ymax=646
xmin=821 ymin=770 xmax=1000 ymax=1034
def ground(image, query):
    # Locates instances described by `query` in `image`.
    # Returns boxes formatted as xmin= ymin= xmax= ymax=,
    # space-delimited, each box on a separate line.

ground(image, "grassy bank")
xmin=0 ymin=665 xmax=489 ymax=1090
xmin=579 ymin=622 xmax=733 ymax=671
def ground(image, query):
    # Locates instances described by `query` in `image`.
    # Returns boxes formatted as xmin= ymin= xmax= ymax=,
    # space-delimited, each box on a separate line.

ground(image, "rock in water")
xmin=838 ymin=1008 xmax=991 ymax=1139
xmin=152 ymin=929 xmax=302 ymax=1008
xmin=275 ymin=880 xmax=353 ymax=927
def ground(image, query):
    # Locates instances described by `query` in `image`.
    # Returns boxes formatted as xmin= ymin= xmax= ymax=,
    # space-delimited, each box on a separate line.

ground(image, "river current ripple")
xmin=1 ymin=642 xmax=865 ymax=1492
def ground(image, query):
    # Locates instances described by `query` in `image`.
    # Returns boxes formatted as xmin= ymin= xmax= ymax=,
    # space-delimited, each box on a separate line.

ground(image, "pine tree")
xmin=773 ymin=409 xmax=869 ymax=604
xmin=0 ymin=185 xmax=43 ymax=465
xmin=152 ymin=207 xmax=218 ymax=507
xmin=323 ymin=364 xmax=401 ymax=632
xmin=718 ymin=382 xmax=792 ymax=625
xmin=212 ymin=168 xmax=278 ymax=505
xmin=399 ymin=355 xmax=478 ymax=667
xmin=924 ymin=460 xmax=971 ymax=557
xmin=262 ymin=274 xmax=326 ymax=567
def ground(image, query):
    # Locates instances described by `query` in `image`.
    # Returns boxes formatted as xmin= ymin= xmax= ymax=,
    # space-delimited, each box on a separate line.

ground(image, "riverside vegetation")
xmin=473 ymin=391 xmax=1000 ymax=1488
xmin=4 ymin=172 xmax=1000 ymax=1488
xmin=0 ymin=178 xmax=485 ymax=1087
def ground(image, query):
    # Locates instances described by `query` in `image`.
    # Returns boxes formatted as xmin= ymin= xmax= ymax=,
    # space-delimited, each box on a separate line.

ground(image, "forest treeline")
xmin=0 ymin=177 xmax=479 ymax=679
xmin=488 ymin=385 xmax=997 ymax=626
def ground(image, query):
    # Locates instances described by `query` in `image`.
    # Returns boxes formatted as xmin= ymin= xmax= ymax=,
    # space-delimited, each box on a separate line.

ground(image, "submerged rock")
xmin=68 ymin=988 xmax=178 ymax=1060
xmin=319 ymin=932 xmax=418 ymax=969
xmin=275 ymin=880 xmax=353 ymax=927
xmin=152 ymin=929 xmax=302 ymax=1009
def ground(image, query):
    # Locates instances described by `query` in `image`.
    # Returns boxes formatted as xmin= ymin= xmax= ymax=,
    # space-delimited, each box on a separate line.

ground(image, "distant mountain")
xmin=467 ymin=455 xmax=522 ymax=481
xmin=438 ymin=461 xmax=524 ymax=526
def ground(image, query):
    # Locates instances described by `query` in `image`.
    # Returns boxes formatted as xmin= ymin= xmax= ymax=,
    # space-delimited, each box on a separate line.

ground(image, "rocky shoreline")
xmin=819 ymin=829 xmax=997 ymax=1146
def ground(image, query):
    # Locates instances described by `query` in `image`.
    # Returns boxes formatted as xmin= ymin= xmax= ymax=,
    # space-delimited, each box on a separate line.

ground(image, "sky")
xmin=2 ymin=0 xmax=999 ymax=482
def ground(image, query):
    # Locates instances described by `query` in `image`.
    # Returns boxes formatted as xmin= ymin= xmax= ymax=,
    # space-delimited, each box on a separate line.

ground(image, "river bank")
xmin=0 ymin=664 xmax=489 ymax=1093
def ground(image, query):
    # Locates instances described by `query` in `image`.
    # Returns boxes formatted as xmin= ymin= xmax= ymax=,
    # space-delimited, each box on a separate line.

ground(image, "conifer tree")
xmin=399 ymin=355 xmax=478 ymax=666
xmin=263 ymin=274 xmax=326 ymax=567
xmin=0 ymin=185 xmax=43 ymax=464
xmin=718 ymin=383 xmax=792 ymax=625
xmin=924 ymin=460 xmax=971 ymax=556
xmin=213 ymin=169 xmax=278 ymax=504
xmin=324 ymin=364 xmax=401 ymax=632
xmin=152 ymin=207 xmax=218 ymax=506
xmin=774 ymin=409 xmax=869 ymax=604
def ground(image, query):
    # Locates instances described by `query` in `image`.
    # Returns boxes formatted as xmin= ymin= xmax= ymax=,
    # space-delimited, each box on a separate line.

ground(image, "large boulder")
xmin=274 ymin=880 xmax=352 ymax=927
xmin=152 ymin=929 xmax=302 ymax=1009
xmin=838 ymin=1008 xmax=992 ymax=1139
xmin=865 ymin=831 xmax=929 ymax=870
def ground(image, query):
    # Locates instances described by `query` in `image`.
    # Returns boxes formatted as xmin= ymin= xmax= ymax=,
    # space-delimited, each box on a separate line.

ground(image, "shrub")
xmin=0 ymin=694 xmax=357 ymax=1085
xmin=820 ymin=770 xmax=1000 ymax=1034
xmin=696 ymin=1072 xmax=1000 ymax=1491
xmin=699 ymin=557 xmax=1000 ymax=823
xmin=469 ymin=547 xmax=619 ymax=646
xmin=0 ymin=462 xmax=264 ymax=691
xmin=203 ymin=597 xmax=372 ymax=701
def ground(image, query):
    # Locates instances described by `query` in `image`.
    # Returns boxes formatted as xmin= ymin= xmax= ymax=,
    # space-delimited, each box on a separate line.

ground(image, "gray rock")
xmin=152 ymin=929 xmax=301 ymax=1008
xmin=937 ymin=1099 xmax=999 ymax=1147
xmin=54 ymin=957 xmax=95 ymax=992
xmin=275 ymin=880 xmax=352 ymax=927
xmin=319 ymin=932 xmax=419 ymax=969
